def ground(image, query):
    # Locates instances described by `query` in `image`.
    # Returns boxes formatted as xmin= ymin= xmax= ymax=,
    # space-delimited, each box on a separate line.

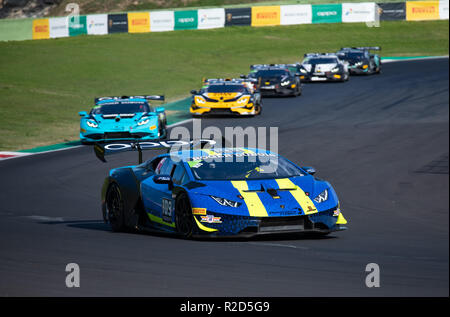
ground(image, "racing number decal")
xmin=162 ymin=198 xmax=173 ymax=223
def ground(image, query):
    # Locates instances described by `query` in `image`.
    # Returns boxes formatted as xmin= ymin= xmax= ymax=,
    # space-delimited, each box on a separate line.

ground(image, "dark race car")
xmin=245 ymin=64 xmax=302 ymax=97
xmin=297 ymin=53 xmax=350 ymax=82
xmin=336 ymin=47 xmax=381 ymax=75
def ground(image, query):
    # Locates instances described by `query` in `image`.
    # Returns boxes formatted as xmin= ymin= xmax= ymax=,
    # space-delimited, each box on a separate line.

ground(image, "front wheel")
xmin=175 ymin=192 xmax=194 ymax=238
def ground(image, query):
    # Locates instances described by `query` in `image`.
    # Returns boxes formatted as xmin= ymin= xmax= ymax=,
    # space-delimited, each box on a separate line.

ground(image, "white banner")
xmin=150 ymin=11 xmax=175 ymax=32
xmin=342 ymin=2 xmax=376 ymax=23
xmin=440 ymin=0 xmax=449 ymax=19
xmin=86 ymin=14 xmax=108 ymax=35
xmin=197 ymin=8 xmax=225 ymax=29
xmin=49 ymin=17 xmax=69 ymax=38
xmin=280 ymin=5 xmax=312 ymax=25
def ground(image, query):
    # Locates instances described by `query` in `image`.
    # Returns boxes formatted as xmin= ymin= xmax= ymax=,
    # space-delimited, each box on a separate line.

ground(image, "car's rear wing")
xmin=94 ymin=95 xmax=165 ymax=105
xmin=340 ymin=46 xmax=381 ymax=51
xmin=94 ymin=138 xmax=226 ymax=163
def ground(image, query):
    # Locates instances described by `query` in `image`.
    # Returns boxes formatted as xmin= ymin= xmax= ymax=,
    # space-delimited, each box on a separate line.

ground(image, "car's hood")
xmin=187 ymin=176 xmax=337 ymax=217
xmin=204 ymin=92 xmax=242 ymax=100
xmin=90 ymin=113 xmax=157 ymax=130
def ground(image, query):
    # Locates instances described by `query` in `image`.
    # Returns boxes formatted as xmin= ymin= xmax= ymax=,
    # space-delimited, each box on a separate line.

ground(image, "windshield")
xmin=305 ymin=58 xmax=338 ymax=64
xmin=205 ymin=84 xmax=247 ymax=93
xmin=251 ymin=70 xmax=290 ymax=78
xmin=187 ymin=155 xmax=304 ymax=180
xmin=92 ymin=102 xmax=150 ymax=115
xmin=342 ymin=52 xmax=364 ymax=59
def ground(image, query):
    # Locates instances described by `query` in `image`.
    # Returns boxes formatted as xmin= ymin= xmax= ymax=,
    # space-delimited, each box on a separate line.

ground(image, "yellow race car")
xmin=190 ymin=78 xmax=262 ymax=117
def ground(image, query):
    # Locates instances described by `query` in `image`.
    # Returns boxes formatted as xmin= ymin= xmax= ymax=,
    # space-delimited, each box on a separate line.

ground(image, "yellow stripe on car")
xmin=231 ymin=181 xmax=268 ymax=217
xmin=275 ymin=178 xmax=318 ymax=215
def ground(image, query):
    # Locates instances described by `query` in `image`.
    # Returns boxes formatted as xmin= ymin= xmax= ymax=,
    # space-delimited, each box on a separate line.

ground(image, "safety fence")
xmin=0 ymin=1 xmax=448 ymax=41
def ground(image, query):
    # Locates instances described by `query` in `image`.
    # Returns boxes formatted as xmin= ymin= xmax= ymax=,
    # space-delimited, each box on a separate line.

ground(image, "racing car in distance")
xmin=336 ymin=47 xmax=381 ymax=75
xmin=79 ymin=95 xmax=167 ymax=143
xmin=95 ymin=140 xmax=348 ymax=238
xmin=190 ymin=78 xmax=262 ymax=117
xmin=297 ymin=53 xmax=350 ymax=82
xmin=245 ymin=64 xmax=302 ymax=97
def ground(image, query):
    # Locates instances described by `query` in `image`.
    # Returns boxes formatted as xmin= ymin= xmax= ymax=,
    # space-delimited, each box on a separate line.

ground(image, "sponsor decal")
xmin=192 ymin=208 xmax=207 ymax=215
xmin=68 ymin=15 xmax=87 ymax=37
xmin=312 ymin=4 xmax=342 ymax=23
xmin=174 ymin=10 xmax=198 ymax=30
xmin=128 ymin=12 xmax=150 ymax=33
xmin=406 ymin=1 xmax=440 ymax=20
xmin=49 ymin=17 xmax=68 ymax=38
xmin=197 ymin=8 xmax=225 ymax=29
xmin=377 ymin=2 xmax=406 ymax=21
xmin=108 ymin=13 xmax=128 ymax=33
xmin=280 ymin=5 xmax=312 ymax=25
xmin=251 ymin=6 xmax=281 ymax=26
xmin=440 ymin=0 xmax=449 ymax=19
xmin=32 ymin=19 xmax=49 ymax=39
xmin=342 ymin=3 xmax=376 ymax=23
xmin=200 ymin=215 xmax=222 ymax=224
xmin=225 ymin=7 xmax=252 ymax=26
xmin=87 ymin=14 xmax=108 ymax=35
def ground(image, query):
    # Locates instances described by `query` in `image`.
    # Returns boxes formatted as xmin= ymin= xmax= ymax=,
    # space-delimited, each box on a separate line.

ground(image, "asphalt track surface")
xmin=0 ymin=59 xmax=448 ymax=296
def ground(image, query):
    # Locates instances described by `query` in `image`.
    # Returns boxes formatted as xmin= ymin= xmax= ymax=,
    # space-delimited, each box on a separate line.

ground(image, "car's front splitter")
xmin=191 ymin=208 xmax=346 ymax=237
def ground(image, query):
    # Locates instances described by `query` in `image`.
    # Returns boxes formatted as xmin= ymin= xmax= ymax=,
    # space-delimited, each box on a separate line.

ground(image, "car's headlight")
xmin=281 ymin=80 xmax=290 ymax=86
xmin=86 ymin=120 xmax=98 ymax=128
xmin=237 ymin=96 xmax=249 ymax=104
xmin=355 ymin=61 xmax=363 ymax=66
xmin=300 ymin=68 xmax=307 ymax=73
xmin=210 ymin=195 xmax=241 ymax=208
xmin=331 ymin=67 xmax=340 ymax=73
xmin=137 ymin=118 xmax=150 ymax=126
xmin=313 ymin=189 xmax=328 ymax=203
xmin=195 ymin=96 xmax=206 ymax=104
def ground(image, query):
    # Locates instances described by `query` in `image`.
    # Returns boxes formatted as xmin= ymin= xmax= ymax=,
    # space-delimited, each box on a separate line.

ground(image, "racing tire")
xmin=175 ymin=192 xmax=194 ymax=238
xmin=255 ymin=104 xmax=262 ymax=115
xmin=105 ymin=183 xmax=126 ymax=232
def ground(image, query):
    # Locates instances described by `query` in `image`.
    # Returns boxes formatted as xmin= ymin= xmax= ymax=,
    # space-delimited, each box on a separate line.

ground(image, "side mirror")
xmin=302 ymin=166 xmax=316 ymax=175
xmin=155 ymin=107 xmax=165 ymax=113
xmin=153 ymin=175 xmax=173 ymax=189
xmin=190 ymin=90 xmax=198 ymax=95
xmin=78 ymin=111 xmax=88 ymax=117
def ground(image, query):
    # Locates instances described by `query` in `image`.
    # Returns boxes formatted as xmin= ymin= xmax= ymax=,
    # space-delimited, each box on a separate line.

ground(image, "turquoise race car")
xmin=79 ymin=95 xmax=167 ymax=143
xmin=336 ymin=47 xmax=381 ymax=75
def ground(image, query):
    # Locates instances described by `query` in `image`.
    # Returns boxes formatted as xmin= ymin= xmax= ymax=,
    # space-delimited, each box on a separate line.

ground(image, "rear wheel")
xmin=106 ymin=183 xmax=126 ymax=232
xmin=175 ymin=192 xmax=194 ymax=238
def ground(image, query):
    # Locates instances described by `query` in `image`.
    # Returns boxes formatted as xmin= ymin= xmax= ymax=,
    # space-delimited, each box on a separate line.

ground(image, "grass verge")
xmin=0 ymin=20 xmax=448 ymax=151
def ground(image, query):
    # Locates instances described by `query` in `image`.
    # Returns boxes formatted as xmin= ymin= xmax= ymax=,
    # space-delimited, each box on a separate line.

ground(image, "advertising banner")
xmin=251 ymin=6 xmax=281 ymax=26
xmin=280 ymin=5 xmax=312 ymax=25
xmin=68 ymin=15 xmax=87 ymax=36
xmin=377 ymin=2 xmax=406 ymax=20
xmin=32 ymin=18 xmax=49 ymax=40
xmin=174 ymin=10 xmax=198 ymax=30
xmin=342 ymin=2 xmax=376 ymax=22
xmin=312 ymin=4 xmax=342 ymax=23
xmin=225 ymin=7 xmax=252 ymax=26
xmin=198 ymin=8 xmax=225 ymax=29
xmin=86 ymin=14 xmax=108 ymax=35
xmin=128 ymin=12 xmax=150 ymax=33
xmin=150 ymin=11 xmax=175 ymax=32
xmin=406 ymin=1 xmax=440 ymax=20
xmin=440 ymin=0 xmax=449 ymax=19
xmin=108 ymin=13 xmax=128 ymax=33
xmin=49 ymin=17 xmax=69 ymax=38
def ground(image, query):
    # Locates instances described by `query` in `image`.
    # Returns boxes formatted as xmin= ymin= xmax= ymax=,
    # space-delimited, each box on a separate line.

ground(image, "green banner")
xmin=312 ymin=4 xmax=342 ymax=24
xmin=174 ymin=10 xmax=198 ymax=30
xmin=69 ymin=15 xmax=87 ymax=36
xmin=0 ymin=18 xmax=33 ymax=41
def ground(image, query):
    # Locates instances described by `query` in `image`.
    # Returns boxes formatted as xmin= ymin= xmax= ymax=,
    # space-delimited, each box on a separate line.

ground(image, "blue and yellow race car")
xmin=79 ymin=95 xmax=167 ymax=143
xmin=95 ymin=140 xmax=347 ymax=238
